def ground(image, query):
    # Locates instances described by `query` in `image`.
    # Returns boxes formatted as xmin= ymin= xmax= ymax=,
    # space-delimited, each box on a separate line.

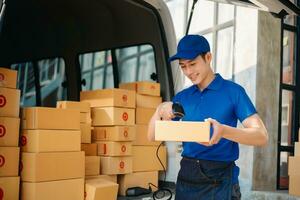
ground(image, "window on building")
xmin=165 ymin=0 xmax=236 ymax=86
xmin=278 ymin=6 xmax=299 ymax=190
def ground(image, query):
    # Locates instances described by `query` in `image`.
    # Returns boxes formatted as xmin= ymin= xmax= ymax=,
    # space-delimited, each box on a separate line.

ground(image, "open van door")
xmin=0 ymin=0 xmax=180 ymax=106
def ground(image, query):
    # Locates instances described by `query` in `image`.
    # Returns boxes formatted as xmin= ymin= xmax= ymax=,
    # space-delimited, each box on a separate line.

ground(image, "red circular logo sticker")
xmin=0 ymin=125 xmax=6 ymax=138
xmin=0 ymin=95 xmax=6 ymax=108
xmin=0 ymin=155 xmax=5 ymax=167
xmin=20 ymin=135 xmax=27 ymax=146
xmin=122 ymin=112 xmax=128 ymax=121
xmin=119 ymin=161 xmax=125 ymax=169
xmin=121 ymin=145 xmax=126 ymax=152
xmin=122 ymin=95 xmax=128 ymax=102
xmin=123 ymin=130 xmax=128 ymax=137
xmin=0 ymin=73 xmax=4 ymax=81
xmin=0 ymin=188 xmax=3 ymax=200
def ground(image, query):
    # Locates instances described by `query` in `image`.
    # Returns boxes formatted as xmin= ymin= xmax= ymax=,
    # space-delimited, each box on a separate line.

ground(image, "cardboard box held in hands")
xmin=155 ymin=121 xmax=210 ymax=142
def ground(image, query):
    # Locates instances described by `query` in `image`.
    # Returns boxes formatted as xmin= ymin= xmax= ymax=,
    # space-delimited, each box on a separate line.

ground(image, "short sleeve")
xmin=234 ymin=87 xmax=257 ymax=122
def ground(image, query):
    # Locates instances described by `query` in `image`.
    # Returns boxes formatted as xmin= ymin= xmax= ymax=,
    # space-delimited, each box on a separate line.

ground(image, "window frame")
xmin=277 ymin=3 xmax=300 ymax=190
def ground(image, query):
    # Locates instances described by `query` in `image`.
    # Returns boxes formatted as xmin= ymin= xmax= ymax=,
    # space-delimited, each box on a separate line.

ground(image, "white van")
xmin=0 ymin=0 xmax=299 ymax=198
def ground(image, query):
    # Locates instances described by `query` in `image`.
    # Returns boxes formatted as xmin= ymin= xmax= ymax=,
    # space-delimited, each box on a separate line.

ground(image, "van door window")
xmin=11 ymin=58 xmax=66 ymax=107
xmin=79 ymin=44 xmax=156 ymax=91
xmin=117 ymin=45 xmax=156 ymax=83
xmin=79 ymin=51 xmax=114 ymax=90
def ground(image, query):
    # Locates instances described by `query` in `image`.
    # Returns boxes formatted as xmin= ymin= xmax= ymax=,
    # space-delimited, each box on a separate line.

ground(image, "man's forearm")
xmin=222 ymin=125 xmax=268 ymax=146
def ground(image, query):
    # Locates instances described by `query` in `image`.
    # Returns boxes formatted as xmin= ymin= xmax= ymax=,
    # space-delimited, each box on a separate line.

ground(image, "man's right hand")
xmin=156 ymin=101 xmax=175 ymax=121
xmin=148 ymin=101 xmax=174 ymax=141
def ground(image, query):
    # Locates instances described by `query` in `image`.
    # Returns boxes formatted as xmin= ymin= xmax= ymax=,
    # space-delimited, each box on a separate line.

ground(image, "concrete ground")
xmin=117 ymin=190 xmax=300 ymax=200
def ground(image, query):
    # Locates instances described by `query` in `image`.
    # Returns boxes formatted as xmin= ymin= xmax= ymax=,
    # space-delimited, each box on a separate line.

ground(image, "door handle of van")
xmin=61 ymin=81 xmax=68 ymax=88
xmin=150 ymin=73 xmax=157 ymax=81
xmin=81 ymin=79 xmax=86 ymax=86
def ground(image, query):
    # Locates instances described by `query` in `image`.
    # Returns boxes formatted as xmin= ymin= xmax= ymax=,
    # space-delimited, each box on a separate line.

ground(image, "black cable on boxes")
xmin=148 ymin=142 xmax=172 ymax=200
xmin=125 ymin=143 xmax=172 ymax=199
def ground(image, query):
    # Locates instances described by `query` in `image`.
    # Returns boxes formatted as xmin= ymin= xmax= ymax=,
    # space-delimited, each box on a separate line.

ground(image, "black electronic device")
xmin=172 ymin=102 xmax=185 ymax=120
xmin=126 ymin=186 xmax=152 ymax=197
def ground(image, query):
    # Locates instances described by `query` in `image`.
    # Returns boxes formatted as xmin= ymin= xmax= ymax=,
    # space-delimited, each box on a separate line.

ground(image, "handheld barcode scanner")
xmin=172 ymin=102 xmax=185 ymax=120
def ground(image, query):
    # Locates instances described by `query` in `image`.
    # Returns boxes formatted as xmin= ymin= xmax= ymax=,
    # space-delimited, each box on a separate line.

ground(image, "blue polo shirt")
xmin=172 ymin=73 xmax=257 ymax=184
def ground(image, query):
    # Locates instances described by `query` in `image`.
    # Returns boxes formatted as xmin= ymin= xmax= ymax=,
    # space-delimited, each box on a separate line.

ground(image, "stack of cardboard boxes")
xmin=57 ymin=101 xmax=92 ymax=143
xmin=0 ymin=67 xmax=21 ymax=200
xmin=56 ymin=101 xmax=100 ymax=177
xmin=118 ymin=81 xmax=167 ymax=196
xmin=288 ymin=132 xmax=300 ymax=197
xmin=81 ymin=88 xmax=136 ymax=199
xmin=20 ymin=107 xmax=84 ymax=200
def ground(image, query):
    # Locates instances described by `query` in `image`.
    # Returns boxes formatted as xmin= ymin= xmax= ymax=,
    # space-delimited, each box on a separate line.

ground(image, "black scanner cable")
xmin=150 ymin=102 xmax=185 ymax=200
xmin=125 ymin=103 xmax=184 ymax=199
xmin=150 ymin=142 xmax=173 ymax=200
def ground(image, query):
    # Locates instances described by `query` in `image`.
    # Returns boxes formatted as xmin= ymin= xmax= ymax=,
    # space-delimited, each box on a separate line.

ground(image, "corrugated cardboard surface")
xmin=0 ymin=67 xmax=17 ymax=89
xmin=92 ymin=107 xmax=135 ymax=126
xmin=119 ymin=81 xmax=160 ymax=97
xmin=288 ymin=156 xmax=300 ymax=176
xmin=0 ymin=117 xmax=20 ymax=146
xmin=92 ymin=126 xmax=135 ymax=142
xmin=135 ymin=107 xmax=155 ymax=125
xmin=56 ymin=101 xmax=90 ymax=113
xmin=132 ymin=146 xmax=167 ymax=172
xmin=0 ymin=176 xmax=19 ymax=200
xmin=21 ymin=151 xmax=85 ymax=182
xmin=85 ymin=179 xmax=118 ymax=200
xmin=136 ymin=94 xmax=162 ymax=108
xmin=22 ymin=107 xmax=80 ymax=130
xmin=100 ymin=157 xmax=132 ymax=175
xmin=85 ymin=175 xmax=117 ymax=183
xmin=0 ymin=147 xmax=19 ymax=177
xmin=21 ymin=130 xmax=81 ymax=152
xmin=118 ymin=171 xmax=158 ymax=196
xmin=80 ymin=123 xmax=92 ymax=144
xmin=22 ymin=178 xmax=84 ymax=200
xmin=0 ymin=87 xmax=20 ymax=117
xmin=81 ymin=143 xmax=97 ymax=156
xmin=289 ymin=175 xmax=300 ymax=196
xmin=155 ymin=121 xmax=210 ymax=142
xmin=80 ymin=112 xmax=91 ymax=124
xmin=133 ymin=125 xmax=160 ymax=146
xmin=97 ymin=141 xmax=132 ymax=156
xmin=80 ymin=88 xmax=136 ymax=108
xmin=85 ymin=156 xmax=100 ymax=176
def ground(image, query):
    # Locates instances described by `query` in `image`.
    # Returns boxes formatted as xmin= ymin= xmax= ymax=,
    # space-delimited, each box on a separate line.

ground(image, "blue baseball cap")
xmin=168 ymin=35 xmax=210 ymax=62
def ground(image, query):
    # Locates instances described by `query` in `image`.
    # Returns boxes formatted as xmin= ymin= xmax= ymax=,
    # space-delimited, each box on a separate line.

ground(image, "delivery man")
xmin=148 ymin=34 xmax=268 ymax=200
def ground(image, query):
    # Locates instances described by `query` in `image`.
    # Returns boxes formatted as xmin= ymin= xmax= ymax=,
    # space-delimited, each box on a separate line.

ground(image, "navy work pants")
xmin=175 ymin=157 xmax=241 ymax=200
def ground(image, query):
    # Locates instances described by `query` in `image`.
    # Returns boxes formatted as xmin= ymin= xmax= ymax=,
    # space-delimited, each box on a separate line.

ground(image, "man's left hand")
xmin=206 ymin=118 xmax=224 ymax=145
